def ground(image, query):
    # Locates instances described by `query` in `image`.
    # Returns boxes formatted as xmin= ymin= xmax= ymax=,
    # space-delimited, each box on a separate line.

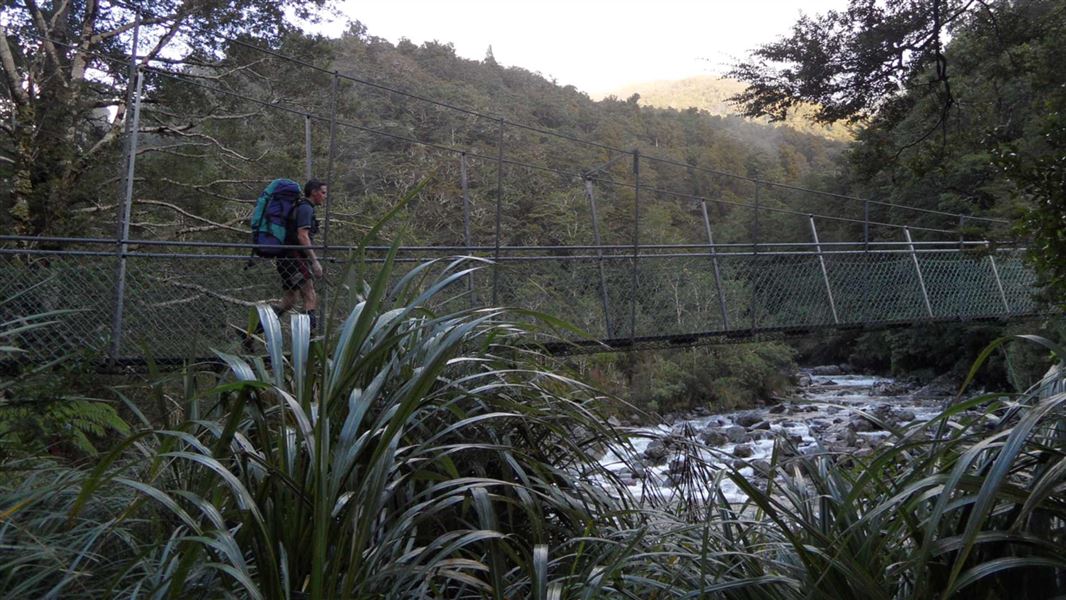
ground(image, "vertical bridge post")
xmin=304 ymin=114 xmax=313 ymax=181
xmin=109 ymin=66 xmax=144 ymax=362
xmin=809 ymin=216 xmax=839 ymax=324
xmin=905 ymin=227 xmax=934 ymax=318
xmin=584 ymin=177 xmax=613 ymax=338
xmin=750 ymin=181 xmax=760 ymax=335
xmin=863 ymin=199 xmax=870 ymax=250
xmin=986 ymin=241 xmax=1011 ymax=314
xmin=492 ymin=117 xmax=503 ymax=304
xmin=320 ymin=71 xmax=338 ymax=336
xmin=699 ymin=199 xmax=730 ymax=330
xmin=629 ymin=149 xmax=640 ymax=345
xmin=461 ymin=152 xmax=475 ymax=306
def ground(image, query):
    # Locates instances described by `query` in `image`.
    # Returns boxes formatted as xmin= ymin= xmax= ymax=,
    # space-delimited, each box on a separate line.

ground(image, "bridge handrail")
xmin=0 ymin=235 xmax=1026 ymax=252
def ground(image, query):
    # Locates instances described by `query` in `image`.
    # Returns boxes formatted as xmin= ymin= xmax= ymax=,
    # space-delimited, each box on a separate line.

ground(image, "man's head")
xmin=304 ymin=179 xmax=327 ymax=205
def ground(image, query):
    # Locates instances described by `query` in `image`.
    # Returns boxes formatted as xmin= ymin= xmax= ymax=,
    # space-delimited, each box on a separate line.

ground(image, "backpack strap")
xmin=287 ymin=198 xmax=308 ymax=228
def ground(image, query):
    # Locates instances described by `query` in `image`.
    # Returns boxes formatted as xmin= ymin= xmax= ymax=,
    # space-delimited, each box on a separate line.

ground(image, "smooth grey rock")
xmin=733 ymin=443 xmax=755 ymax=458
xmin=775 ymin=439 xmax=800 ymax=457
xmin=699 ymin=428 xmax=729 ymax=446
xmin=848 ymin=415 xmax=879 ymax=432
xmin=894 ymin=408 xmax=917 ymax=422
xmin=626 ymin=462 xmax=647 ymax=478
xmin=735 ymin=413 xmax=762 ymax=427
xmin=724 ymin=425 xmax=748 ymax=443
xmin=643 ymin=440 xmax=669 ymax=464
xmin=671 ymin=422 xmax=696 ymax=438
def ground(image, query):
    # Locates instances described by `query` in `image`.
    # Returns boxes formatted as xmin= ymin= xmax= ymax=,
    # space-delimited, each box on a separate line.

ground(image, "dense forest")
xmin=2 ymin=0 xmax=1066 ymax=597
xmin=603 ymin=75 xmax=854 ymax=142
xmin=1 ymin=6 xmax=861 ymax=411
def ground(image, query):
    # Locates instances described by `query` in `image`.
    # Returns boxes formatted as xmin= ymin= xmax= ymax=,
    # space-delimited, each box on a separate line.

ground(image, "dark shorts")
xmin=276 ymin=254 xmax=312 ymax=291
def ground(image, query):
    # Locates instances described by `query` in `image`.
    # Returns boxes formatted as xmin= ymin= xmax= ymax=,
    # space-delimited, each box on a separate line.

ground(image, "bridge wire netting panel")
xmin=0 ymin=249 xmax=1046 ymax=365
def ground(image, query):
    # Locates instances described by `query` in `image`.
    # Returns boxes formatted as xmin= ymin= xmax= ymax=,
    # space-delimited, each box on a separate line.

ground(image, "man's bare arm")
xmin=297 ymin=227 xmax=323 ymax=278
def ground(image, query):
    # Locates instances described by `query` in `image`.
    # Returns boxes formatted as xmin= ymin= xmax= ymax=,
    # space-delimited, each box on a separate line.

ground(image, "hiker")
xmin=272 ymin=179 xmax=326 ymax=332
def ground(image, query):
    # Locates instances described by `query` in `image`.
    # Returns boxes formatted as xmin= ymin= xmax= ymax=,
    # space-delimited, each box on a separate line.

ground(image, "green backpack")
xmin=249 ymin=179 xmax=302 ymax=257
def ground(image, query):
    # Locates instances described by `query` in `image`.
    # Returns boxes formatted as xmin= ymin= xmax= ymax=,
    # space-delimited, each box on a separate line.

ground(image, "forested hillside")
xmin=0 ymin=23 xmax=848 ymax=250
xmin=732 ymin=0 xmax=1066 ymax=291
xmin=0 ymin=13 xmax=854 ymax=413
xmin=604 ymin=75 xmax=853 ymax=142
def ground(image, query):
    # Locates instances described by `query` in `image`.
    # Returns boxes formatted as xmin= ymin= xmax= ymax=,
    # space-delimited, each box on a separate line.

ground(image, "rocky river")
xmin=597 ymin=366 xmax=969 ymax=503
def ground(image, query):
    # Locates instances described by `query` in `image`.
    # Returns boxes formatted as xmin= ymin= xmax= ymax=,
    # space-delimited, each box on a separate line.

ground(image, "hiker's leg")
xmin=300 ymin=280 xmax=318 ymax=311
xmin=279 ymin=290 xmax=299 ymax=312
xmin=276 ymin=256 xmax=304 ymax=311
xmin=299 ymin=280 xmax=318 ymax=331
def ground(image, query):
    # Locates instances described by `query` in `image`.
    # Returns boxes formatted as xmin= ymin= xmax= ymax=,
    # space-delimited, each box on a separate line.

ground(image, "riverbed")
xmin=597 ymin=370 xmax=957 ymax=503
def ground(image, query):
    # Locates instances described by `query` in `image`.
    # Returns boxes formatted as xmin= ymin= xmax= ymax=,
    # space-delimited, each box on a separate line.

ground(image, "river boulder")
xmin=699 ymin=428 xmax=729 ymax=446
xmin=723 ymin=425 xmax=747 ymax=443
xmin=735 ymin=413 xmax=762 ymax=427
xmin=732 ymin=443 xmax=755 ymax=458
xmin=643 ymin=439 xmax=670 ymax=464
xmin=848 ymin=414 xmax=880 ymax=432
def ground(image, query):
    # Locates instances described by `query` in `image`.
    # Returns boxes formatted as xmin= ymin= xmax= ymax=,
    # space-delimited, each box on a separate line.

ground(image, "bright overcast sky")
xmin=326 ymin=0 xmax=849 ymax=94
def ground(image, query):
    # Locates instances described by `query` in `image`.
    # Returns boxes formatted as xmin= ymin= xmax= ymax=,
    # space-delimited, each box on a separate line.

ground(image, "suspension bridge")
xmin=0 ymin=25 xmax=1049 ymax=364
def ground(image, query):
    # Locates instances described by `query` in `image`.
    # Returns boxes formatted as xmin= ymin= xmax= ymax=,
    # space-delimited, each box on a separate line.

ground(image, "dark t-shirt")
xmin=285 ymin=201 xmax=319 ymax=245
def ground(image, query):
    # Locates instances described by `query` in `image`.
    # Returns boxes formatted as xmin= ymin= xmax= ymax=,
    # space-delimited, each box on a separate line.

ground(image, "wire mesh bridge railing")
xmin=0 ymin=236 xmax=1040 ymax=364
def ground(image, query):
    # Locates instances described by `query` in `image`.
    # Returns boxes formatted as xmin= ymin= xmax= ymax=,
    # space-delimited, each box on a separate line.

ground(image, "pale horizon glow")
xmin=324 ymin=1 xmax=849 ymax=95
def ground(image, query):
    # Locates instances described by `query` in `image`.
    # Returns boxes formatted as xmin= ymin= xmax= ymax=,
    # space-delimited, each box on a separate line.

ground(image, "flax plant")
xmin=723 ymin=335 xmax=1066 ymax=599
xmin=61 ymin=245 xmax=661 ymax=599
xmin=4 ymin=252 xmax=1066 ymax=598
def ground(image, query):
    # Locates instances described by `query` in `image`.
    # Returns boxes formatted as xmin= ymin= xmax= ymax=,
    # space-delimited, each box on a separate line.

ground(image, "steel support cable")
xmin=22 ymin=27 xmax=1014 ymax=231
xmin=162 ymin=31 xmax=1002 ymax=234
xmin=12 ymin=41 xmax=973 ymax=239
xmin=213 ymin=32 xmax=493 ymax=120
xmin=131 ymin=28 xmax=1010 ymax=228
xmin=583 ymin=174 xmax=962 ymax=236
xmin=193 ymin=28 xmax=626 ymax=154
xmin=106 ymin=54 xmax=999 ymax=240
xmin=0 ymin=247 xmax=1028 ymax=260
xmin=1 ymin=235 xmax=1012 ymax=252
xmin=142 ymin=66 xmax=581 ymax=180
xmin=637 ymin=153 xmax=1010 ymax=225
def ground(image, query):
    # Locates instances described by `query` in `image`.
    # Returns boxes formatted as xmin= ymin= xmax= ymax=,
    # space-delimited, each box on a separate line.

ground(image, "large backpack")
xmin=249 ymin=178 xmax=302 ymax=257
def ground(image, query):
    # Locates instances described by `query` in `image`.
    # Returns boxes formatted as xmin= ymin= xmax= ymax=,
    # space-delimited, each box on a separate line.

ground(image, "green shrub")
xmin=1 ymin=304 xmax=128 ymax=457
xmin=624 ymin=342 xmax=797 ymax=416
